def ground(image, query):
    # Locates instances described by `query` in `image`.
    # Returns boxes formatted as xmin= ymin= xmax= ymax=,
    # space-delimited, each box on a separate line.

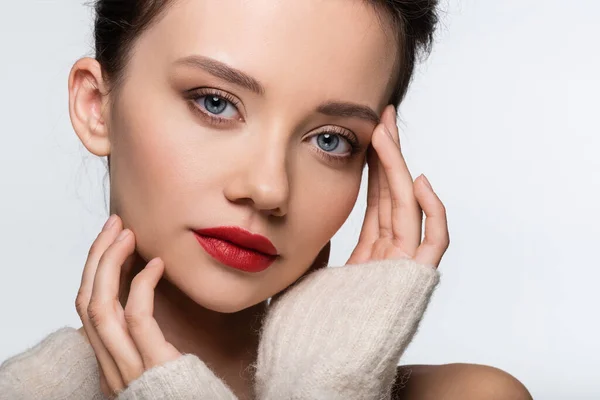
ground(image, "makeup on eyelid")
xmin=182 ymin=88 xmax=366 ymax=163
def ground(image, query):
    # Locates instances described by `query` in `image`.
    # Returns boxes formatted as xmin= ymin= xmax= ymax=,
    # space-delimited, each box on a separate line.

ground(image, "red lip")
xmin=193 ymin=226 xmax=278 ymax=273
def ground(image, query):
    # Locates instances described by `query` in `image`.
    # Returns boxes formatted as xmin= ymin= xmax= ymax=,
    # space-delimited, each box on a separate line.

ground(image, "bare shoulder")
xmin=392 ymin=363 xmax=533 ymax=400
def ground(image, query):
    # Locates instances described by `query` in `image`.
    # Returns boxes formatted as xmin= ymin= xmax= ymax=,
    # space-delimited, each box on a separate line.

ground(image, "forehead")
xmin=133 ymin=0 xmax=397 ymax=110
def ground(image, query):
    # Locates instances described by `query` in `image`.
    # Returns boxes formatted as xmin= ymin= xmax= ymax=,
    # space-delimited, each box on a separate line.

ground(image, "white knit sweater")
xmin=0 ymin=258 xmax=440 ymax=399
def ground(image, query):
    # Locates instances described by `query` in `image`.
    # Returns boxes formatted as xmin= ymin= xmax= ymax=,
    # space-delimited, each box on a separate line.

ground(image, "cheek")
xmin=289 ymin=166 xmax=362 ymax=262
xmin=256 ymin=165 xmax=362 ymax=303
xmin=312 ymin=181 xmax=359 ymax=236
xmin=107 ymin=90 xmax=210 ymax=257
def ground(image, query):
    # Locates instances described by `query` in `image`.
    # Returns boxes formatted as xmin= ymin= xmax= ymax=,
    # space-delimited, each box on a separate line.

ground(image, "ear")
xmin=68 ymin=57 xmax=111 ymax=157
xmin=270 ymin=241 xmax=331 ymax=306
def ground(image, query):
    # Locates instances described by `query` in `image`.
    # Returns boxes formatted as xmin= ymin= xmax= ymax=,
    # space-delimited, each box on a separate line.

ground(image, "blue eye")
xmin=204 ymin=96 xmax=227 ymax=114
xmin=312 ymin=133 xmax=352 ymax=155
xmin=195 ymin=95 xmax=239 ymax=119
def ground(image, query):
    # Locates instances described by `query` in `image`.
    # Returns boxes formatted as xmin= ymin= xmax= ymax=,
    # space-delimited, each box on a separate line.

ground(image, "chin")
xmin=191 ymin=291 xmax=267 ymax=314
xmin=169 ymin=268 xmax=270 ymax=314
xmin=205 ymin=300 xmax=259 ymax=314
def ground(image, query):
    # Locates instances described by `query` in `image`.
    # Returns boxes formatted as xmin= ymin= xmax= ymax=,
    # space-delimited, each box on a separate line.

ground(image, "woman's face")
xmin=88 ymin=0 xmax=397 ymax=312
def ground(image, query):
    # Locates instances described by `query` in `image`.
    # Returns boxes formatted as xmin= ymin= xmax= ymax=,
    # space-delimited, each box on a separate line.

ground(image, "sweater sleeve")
xmin=116 ymin=354 xmax=238 ymax=400
xmin=0 ymin=327 xmax=104 ymax=400
xmin=252 ymin=257 xmax=441 ymax=400
xmin=0 ymin=327 xmax=239 ymax=400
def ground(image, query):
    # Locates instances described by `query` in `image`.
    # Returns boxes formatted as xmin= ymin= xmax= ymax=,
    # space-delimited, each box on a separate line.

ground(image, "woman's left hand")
xmin=254 ymin=105 xmax=448 ymax=399
xmin=346 ymin=104 xmax=449 ymax=269
xmin=75 ymin=215 xmax=181 ymax=398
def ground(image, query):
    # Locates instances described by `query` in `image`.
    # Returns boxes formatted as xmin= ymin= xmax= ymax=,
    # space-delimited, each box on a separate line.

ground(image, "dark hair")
xmin=368 ymin=0 xmax=440 ymax=106
xmin=93 ymin=0 xmax=439 ymax=107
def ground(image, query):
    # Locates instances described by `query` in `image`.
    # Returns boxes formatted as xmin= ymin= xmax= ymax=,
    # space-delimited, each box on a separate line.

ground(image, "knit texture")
xmin=116 ymin=354 xmax=238 ymax=399
xmin=253 ymin=257 xmax=440 ymax=399
xmin=0 ymin=327 xmax=103 ymax=400
xmin=1 ymin=258 xmax=440 ymax=399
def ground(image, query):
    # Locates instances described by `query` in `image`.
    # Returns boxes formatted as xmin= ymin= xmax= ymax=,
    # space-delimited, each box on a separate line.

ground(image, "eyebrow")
xmin=173 ymin=55 xmax=381 ymax=125
xmin=175 ymin=55 xmax=265 ymax=96
xmin=316 ymin=101 xmax=380 ymax=125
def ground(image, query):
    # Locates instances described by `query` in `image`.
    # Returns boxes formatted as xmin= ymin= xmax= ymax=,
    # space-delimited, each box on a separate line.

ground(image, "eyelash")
xmin=184 ymin=88 xmax=362 ymax=164
xmin=185 ymin=88 xmax=242 ymax=125
xmin=312 ymin=127 xmax=361 ymax=164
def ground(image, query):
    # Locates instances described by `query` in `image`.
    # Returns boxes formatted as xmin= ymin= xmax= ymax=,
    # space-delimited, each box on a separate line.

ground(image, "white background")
xmin=1 ymin=1 xmax=599 ymax=398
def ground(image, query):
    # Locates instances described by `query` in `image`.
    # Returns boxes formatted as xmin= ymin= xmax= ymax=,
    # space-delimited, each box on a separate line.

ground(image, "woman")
xmin=0 ymin=0 xmax=532 ymax=399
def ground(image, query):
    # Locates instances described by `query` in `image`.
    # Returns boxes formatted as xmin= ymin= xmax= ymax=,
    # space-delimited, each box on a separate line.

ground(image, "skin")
xmin=67 ymin=0 xmax=530 ymax=399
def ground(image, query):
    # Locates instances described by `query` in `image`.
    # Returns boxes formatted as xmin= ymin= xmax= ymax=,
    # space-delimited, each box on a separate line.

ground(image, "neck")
xmin=118 ymin=250 xmax=267 ymax=399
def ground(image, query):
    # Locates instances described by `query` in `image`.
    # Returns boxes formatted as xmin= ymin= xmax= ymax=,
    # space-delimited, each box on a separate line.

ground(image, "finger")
xmin=90 ymin=228 xmax=144 ymax=383
xmin=347 ymin=146 xmax=380 ymax=264
xmin=413 ymin=175 xmax=450 ymax=268
xmin=125 ymin=257 xmax=180 ymax=369
xmin=376 ymin=122 xmax=393 ymax=239
xmin=75 ymin=215 xmax=126 ymax=393
xmin=99 ymin=370 xmax=114 ymax=399
xmin=376 ymin=105 xmax=422 ymax=255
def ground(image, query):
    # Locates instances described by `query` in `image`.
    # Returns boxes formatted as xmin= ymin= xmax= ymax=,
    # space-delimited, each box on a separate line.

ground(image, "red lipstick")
xmin=193 ymin=226 xmax=278 ymax=273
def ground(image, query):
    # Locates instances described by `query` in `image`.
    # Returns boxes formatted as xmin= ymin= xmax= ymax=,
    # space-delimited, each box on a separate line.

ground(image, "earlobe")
xmin=68 ymin=57 xmax=111 ymax=157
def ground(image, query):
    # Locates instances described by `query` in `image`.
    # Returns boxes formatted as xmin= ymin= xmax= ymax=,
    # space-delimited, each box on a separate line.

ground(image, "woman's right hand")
xmin=75 ymin=215 xmax=181 ymax=398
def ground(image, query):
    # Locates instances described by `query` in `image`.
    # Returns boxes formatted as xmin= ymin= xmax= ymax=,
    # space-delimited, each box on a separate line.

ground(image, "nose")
xmin=223 ymin=139 xmax=290 ymax=217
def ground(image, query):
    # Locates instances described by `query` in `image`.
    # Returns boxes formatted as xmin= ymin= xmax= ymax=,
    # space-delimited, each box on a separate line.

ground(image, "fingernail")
xmin=116 ymin=229 xmax=130 ymax=242
xmin=102 ymin=215 xmax=117 ymax=231
xmin=421 ymin=174 xmax=433 ymax=190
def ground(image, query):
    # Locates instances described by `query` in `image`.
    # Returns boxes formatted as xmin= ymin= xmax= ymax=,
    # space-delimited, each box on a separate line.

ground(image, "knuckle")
xmin=87 ymin=301 xmax=107 ymax=328
xmin=74 ymin=292 xmax=88 ymax=317
xmin=431 ymin=234 xmax=449 ymax=250
xmin=123 ymin=308 xmax=145 ymax=330
xmin=438 ymin=229 xmax=450 ymax=248
xmin=391 ymin=198 xmax=402 ymax=211
xmin=439 ymin=236 xmax=450 ymax=250
xmin=438 ymin=201 xmax=447 ymax=215
xmin=380 ymin=227 xmax=394 ymax=239
xmin=423 ymin=233 xmax=440 ymax=248
xmin=443 ymin=225 xmax=451 ymax=247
